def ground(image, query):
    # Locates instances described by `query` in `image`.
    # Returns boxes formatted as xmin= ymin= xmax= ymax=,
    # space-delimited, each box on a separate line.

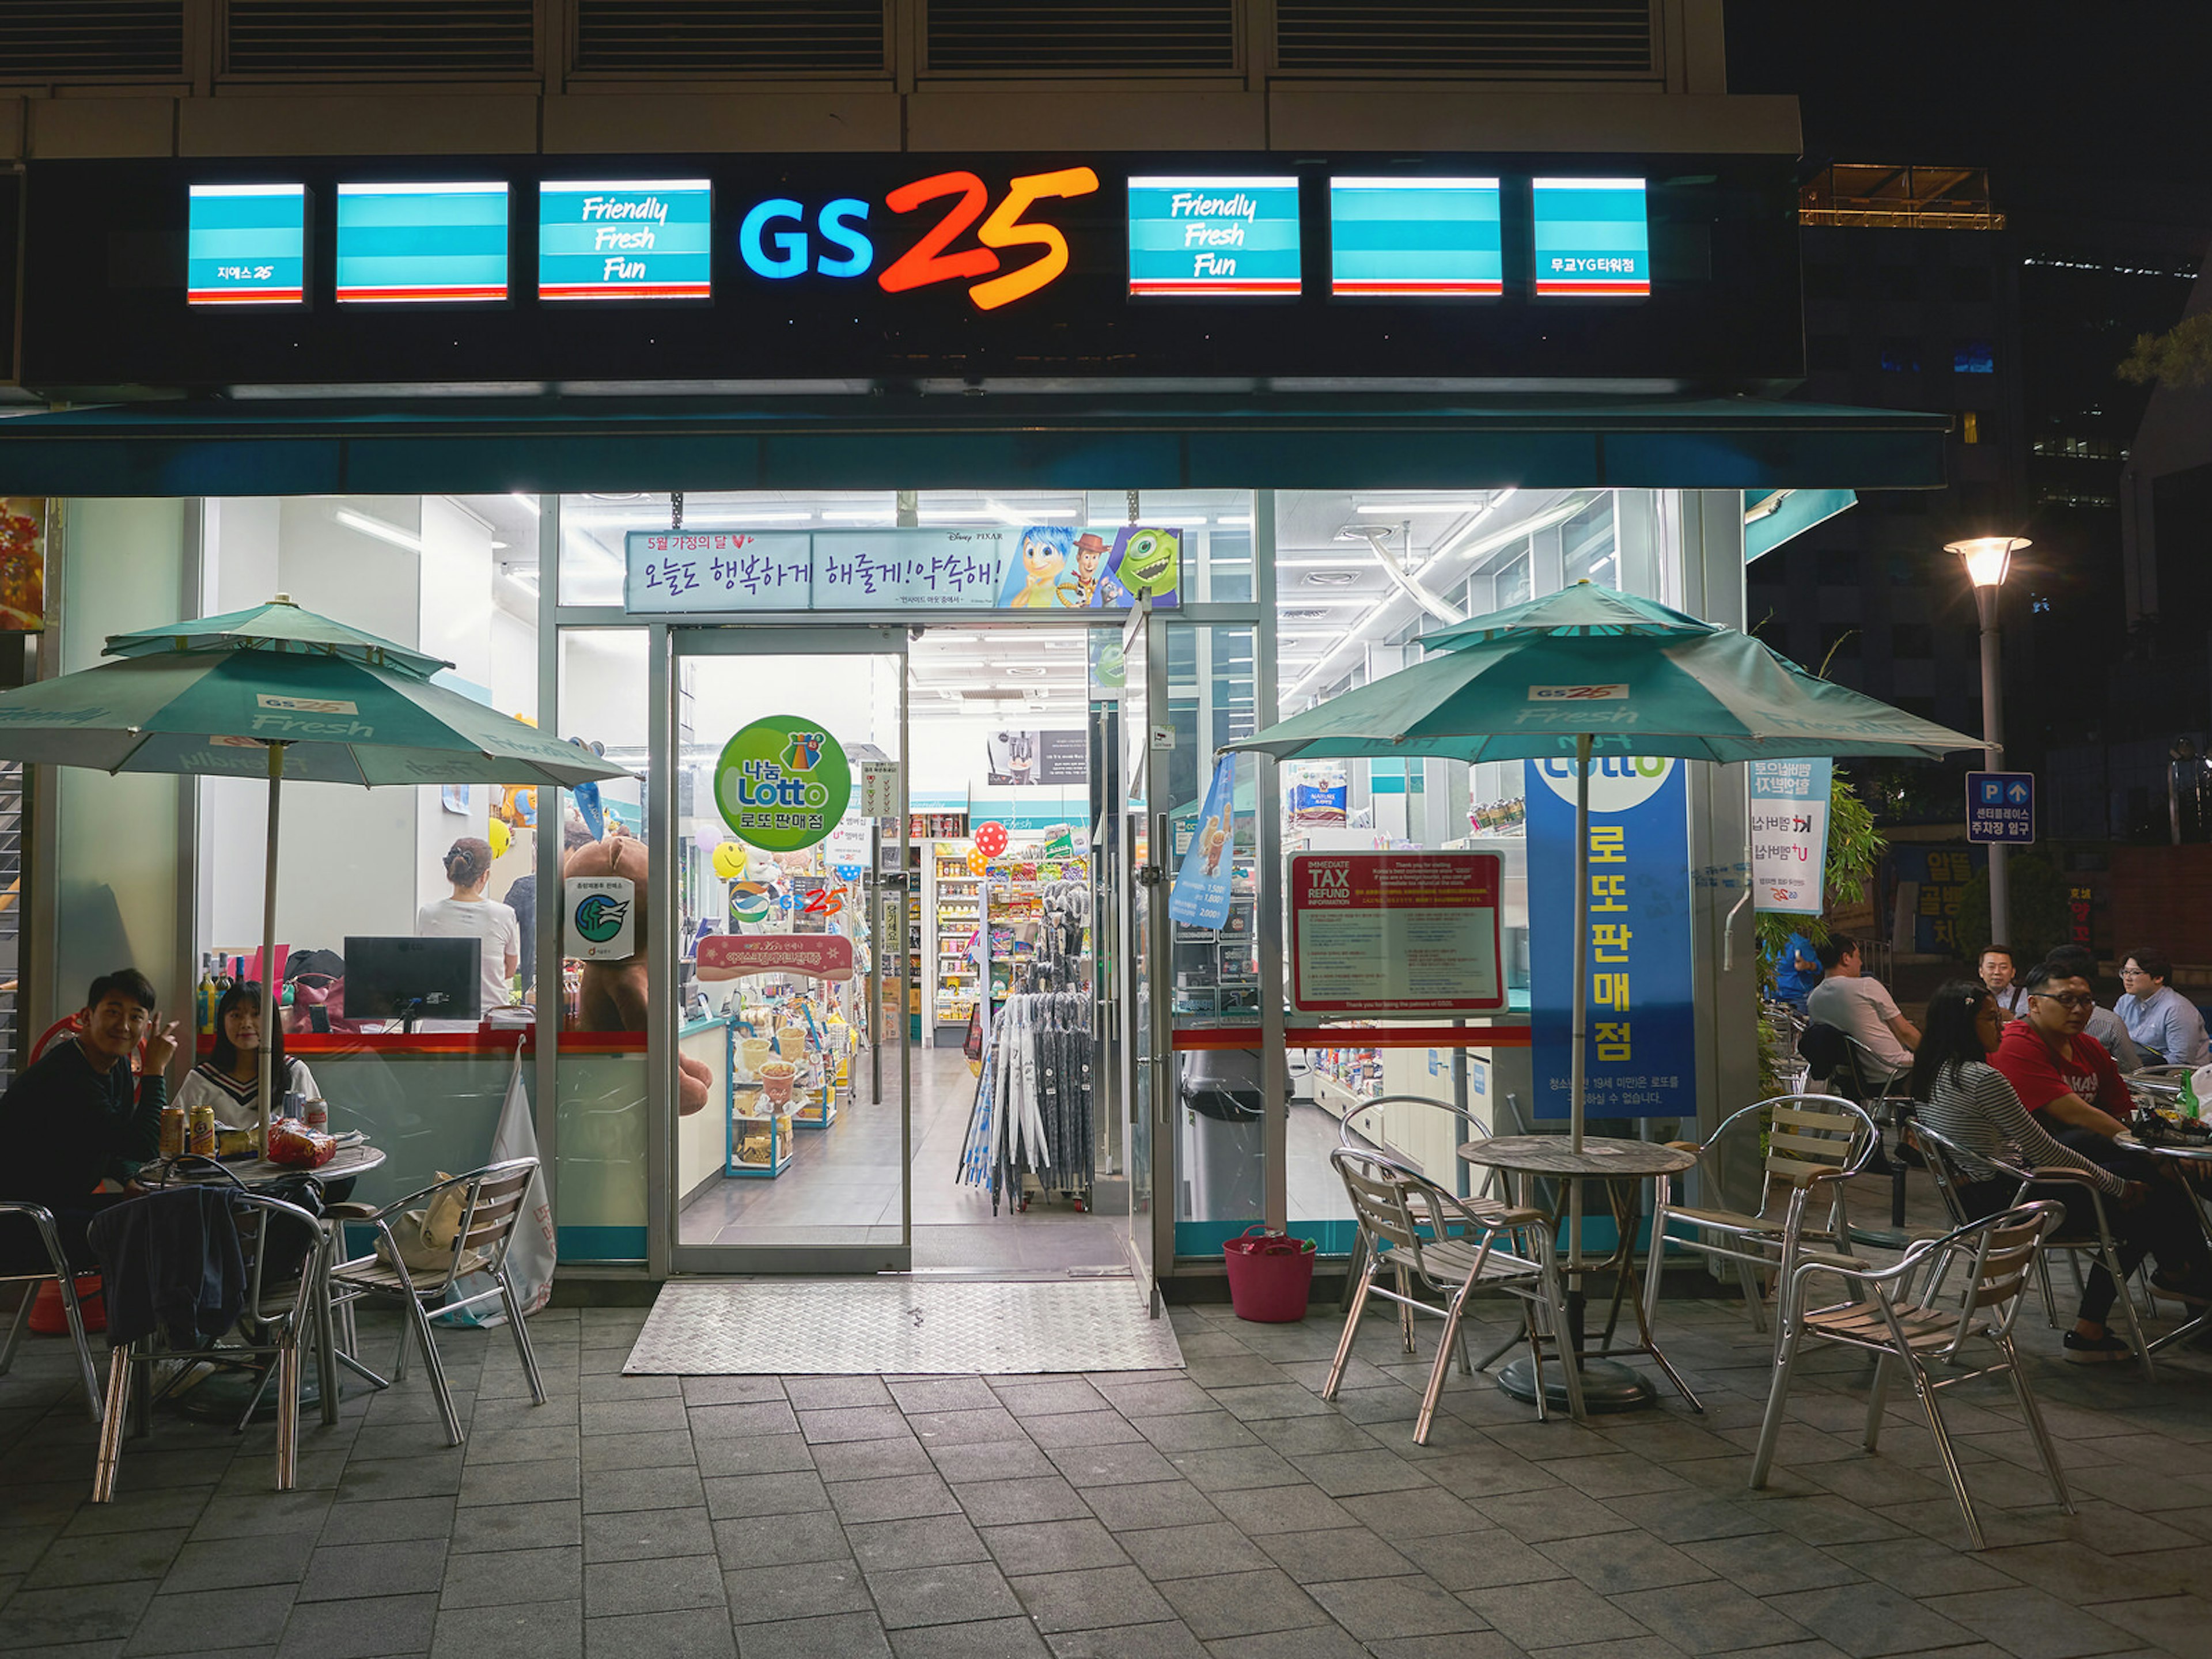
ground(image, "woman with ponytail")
xmin=415 ymin=836 xmax=521 ymax=1026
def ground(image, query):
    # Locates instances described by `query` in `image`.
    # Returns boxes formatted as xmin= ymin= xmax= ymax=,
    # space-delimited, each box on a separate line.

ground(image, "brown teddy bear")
xmin=562 ymin=830 xmax=712 ymax=1115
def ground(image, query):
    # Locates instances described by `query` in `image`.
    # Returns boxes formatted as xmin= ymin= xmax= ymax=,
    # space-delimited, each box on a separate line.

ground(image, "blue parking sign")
xmin=1965 ymin=771 xmax=2035 ymax=844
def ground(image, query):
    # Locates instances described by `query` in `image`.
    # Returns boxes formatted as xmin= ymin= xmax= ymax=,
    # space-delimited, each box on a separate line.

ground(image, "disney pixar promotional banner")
xmin=624 ymin=525 xmax=1182 ymax=615
xmin=1525 ymin=754 xmax=1695 ymax=1120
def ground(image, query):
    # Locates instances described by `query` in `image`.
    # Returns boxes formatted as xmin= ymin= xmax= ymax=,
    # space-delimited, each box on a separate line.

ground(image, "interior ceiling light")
xmin=1351 ymin=498 xmax=1497 ymax=513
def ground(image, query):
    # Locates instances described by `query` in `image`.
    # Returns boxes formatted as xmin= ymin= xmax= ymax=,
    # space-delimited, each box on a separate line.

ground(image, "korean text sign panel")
xmin=187 ymin=184 xmax=305 ymax=305
xmin=1127 ymin=176 xmax=1300 ymax=297
xmin=336 ymin=182 xmax=509 ymax=304
xmin=540 ymin=179 xmax=711 ymax=301
xmin=1525 ymin=756 xmax=1694 ymax=1119
xmin=1750 ymin=757 xmax=1831 ymax=914
xmin=1290 ymin=852 xmax=1504 ymax=1014
xmin=624 ymin=526 xmax=1182 ymax=613
xmin=1330 ymin=177 xmax=1502 ymax=297
xmin=1532 ymin=177 xmax=1649 ymax=297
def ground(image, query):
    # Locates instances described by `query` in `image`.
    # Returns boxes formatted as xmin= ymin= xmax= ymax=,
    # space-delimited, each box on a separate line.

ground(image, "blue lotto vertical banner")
xmin=1525 ymin=756 xmax=1695 ymax=1120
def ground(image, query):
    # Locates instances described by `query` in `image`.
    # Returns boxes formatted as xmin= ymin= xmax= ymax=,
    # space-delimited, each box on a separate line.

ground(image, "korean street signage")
xmin=1526 ymin=755 xmax=1694 ymax=1120
xmin=696 ymin=932 xmax=855 ymax=983
xmin=624 ymin=525 xmax=1184 ymax=614
xmin=36 ymin=151 xmax=1799 ymax=387
xmin=1288 ymin=851 xmax=1505 ymax=1014
xmin=714 ymin=715 xmax=851 ymax=853
xmin=1749 ymin=757 xmax=1831 ymax=914
xmin=1965 ymin=771 xmax=2035 ymax=844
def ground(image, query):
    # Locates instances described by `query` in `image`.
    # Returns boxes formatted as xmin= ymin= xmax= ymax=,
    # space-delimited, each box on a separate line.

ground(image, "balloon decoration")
xmin=832 ymin=863 xmax=863 ymax=882
xmin=711 ymin=841 xmax=749 ymax=881
xmin=487 ymin=819 xmax=512 ymax=859
xmin=966 ymin=847 xmax=988 ymax=876
xmin=974 ymin=820 xmax=1009 ymax=858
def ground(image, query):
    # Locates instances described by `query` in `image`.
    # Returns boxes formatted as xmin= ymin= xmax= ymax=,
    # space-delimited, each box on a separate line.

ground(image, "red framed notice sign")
xmin=1290 ymin=852 xmax=1504 ymax=1014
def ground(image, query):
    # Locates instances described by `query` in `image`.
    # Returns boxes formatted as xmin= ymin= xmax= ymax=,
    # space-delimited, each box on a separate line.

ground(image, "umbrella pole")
xmin=259 ymin=741 xmax=285 ymax=1154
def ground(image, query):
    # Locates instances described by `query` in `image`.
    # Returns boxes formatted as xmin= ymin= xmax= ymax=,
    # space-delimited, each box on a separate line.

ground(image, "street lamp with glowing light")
xmin=1946 ymin=535 xmax=2031 ymax=952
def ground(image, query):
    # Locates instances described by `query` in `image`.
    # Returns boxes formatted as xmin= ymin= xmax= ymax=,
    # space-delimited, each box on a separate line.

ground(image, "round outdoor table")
xmin=162 ymin=1141 xmax=387 ymax=1187
xmin=1458 ymin=1134 xmax=1701 ymax=1415
xmin=2117 ymin=1131 xmax=2212 ymax=1357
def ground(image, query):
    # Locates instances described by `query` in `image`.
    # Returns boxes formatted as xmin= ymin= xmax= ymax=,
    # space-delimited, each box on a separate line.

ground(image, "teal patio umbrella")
xmin=0 ymin=595 xmax=628 ymax=1145
xmin=1228 ymin=584 xmax=1981 ymax=1151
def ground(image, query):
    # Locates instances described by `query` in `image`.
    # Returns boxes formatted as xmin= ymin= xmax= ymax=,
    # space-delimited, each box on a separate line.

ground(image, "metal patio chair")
xmin=1645 ymin=1093 xmax=1878 ymax=1338
xmin=1749 ymin=1200 xmax=2070 ymax=1551
xmin=90 ymin=1184 xmax=336 ymax=1500
xmin=0 ymin=1202 xmax=103 ymax=1421
xmin=1912 ymin=1122 xmax=2156 ymax=1378
xmin=1334 ymin=1094 xmax=1514 ymax=1319
xmin=327 ymin=1157 xmax=547 ymax=1447
xmin=1325 ymin=1145 xmax=1584 ymax=1438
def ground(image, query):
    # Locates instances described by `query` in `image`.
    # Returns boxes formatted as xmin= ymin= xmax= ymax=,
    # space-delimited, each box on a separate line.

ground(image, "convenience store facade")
xmin=0 ymin=137 xmax=1946 ymax=1295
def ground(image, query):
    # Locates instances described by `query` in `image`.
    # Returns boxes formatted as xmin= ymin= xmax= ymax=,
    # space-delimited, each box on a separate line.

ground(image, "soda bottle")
xmin=2184 ymin=1070 xmax=2203 ymax=1123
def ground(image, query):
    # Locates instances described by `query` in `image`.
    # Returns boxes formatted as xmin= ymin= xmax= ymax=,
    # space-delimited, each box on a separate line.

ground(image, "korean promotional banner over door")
xmin=1525 ymin=756 xmax=1694 ymax=1120
xmin=1749 ymin=757 xmax=1832 ymax=914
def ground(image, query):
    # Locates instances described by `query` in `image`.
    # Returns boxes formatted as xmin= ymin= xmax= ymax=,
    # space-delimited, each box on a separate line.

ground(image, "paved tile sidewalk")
xmin=3 ymin=1277 xmax=2209 ymax=1658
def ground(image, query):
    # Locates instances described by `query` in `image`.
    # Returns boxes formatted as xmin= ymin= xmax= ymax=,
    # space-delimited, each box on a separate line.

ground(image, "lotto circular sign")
xmin=715 ymin=715 xmax=851 ymax=853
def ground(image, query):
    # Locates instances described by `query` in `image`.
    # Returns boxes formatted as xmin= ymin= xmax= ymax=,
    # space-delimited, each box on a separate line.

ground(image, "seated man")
xmin=1980 ymin=944 xmax=2026 ymax=1017
xmin=1772 ymin=929 xmax=1821 ymax=1010
xmin=2116 ymin=948 xmax=2211 ymax=1067
xmin=1991 ymin=960 xmax=2212 ymax=1310
xmin=2041 ymin=945 xmax=2143 ymax=1071
xmin=1805 ymin=932 xmax=1918 ymax=1093
xmin=0 ymin=969 xmax=179 ymax=1272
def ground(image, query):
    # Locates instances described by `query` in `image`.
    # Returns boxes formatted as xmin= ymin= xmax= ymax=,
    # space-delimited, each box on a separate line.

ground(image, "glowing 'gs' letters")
xmin=738 ymin=167 xmax=1099 ymax=311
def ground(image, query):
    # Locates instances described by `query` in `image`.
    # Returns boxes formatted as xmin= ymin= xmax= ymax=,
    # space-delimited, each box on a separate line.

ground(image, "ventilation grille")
xmin=926 ymin=1 xmax=1235 ymax=74
xmin=226 ymin=1 xmax=536 ymax=75
xmin=1276 ymin=2 xmax=1654 ymax=76
xmin=575 ymin=1 xmax=888 ymax=75
xmin=0 ymin=2 xmax=184 ymax=78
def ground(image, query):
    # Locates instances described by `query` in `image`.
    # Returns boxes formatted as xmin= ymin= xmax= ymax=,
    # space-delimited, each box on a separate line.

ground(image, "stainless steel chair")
xmin=1912 ymin=1122 xmax=2156 ymax=1378
xmin=1325 ymin=1145 xmax=1585 ymax=1438
xmin=1749 ymin=1200 xmax=2070 ymax=1550
xmin=0 ymin=1201 xmax=103 ymax=1421
xmin=327 ymin=1157 xmax=547 ymax=1447
xmin=1645 ymin=1093 xmax=1878 ymax=1337
xmin=92 ymin=1187 xmax=336 ymax=1500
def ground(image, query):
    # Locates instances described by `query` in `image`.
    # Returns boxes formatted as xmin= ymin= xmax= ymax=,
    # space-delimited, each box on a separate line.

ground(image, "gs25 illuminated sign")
xmin=737 ymin=167 xmax=1100 ymax=311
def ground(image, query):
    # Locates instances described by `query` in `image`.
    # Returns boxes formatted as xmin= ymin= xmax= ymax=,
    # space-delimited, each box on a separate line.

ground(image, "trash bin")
xmin=1223 ymin=1226 xmax=1316 ymax=1322
xmin=1179 ymin=1048 xmax=1268 ymax=1224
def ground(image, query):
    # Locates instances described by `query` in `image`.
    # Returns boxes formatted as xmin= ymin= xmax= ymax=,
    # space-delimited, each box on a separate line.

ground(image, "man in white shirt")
xmin=2116 ymin=948 xmax=2211 ymax=1067
xmin=1806 ymin=933 xmax=1919 ymax=1092
xmin=1980 ymin=945 xmax=2027 ymax=1017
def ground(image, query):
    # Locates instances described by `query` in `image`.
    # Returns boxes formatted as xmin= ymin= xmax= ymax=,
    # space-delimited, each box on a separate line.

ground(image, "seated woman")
xmin=175 ymin=979 xmax=317 ymax=1132
xmin=416 ymin=836 xmax=519 ymax=1027
xmin=1911 ymin=978 xmax=2212 ymax=1364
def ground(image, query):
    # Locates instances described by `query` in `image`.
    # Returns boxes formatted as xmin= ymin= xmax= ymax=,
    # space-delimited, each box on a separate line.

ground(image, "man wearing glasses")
xmin=2116 ymin=949 xmax=2211 ymax=1068
xmin=0 ymin=969 xmax=181 ymax=1272
xmin=1991 ymin=960 xmax=2212 ymax=1312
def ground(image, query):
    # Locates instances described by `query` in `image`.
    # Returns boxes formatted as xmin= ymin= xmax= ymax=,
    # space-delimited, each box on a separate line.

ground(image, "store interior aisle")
xmin=679 ymin=1038 xmax=1137 ymax=1274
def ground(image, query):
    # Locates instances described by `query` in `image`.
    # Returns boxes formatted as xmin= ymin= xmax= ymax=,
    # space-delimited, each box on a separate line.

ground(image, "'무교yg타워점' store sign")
xmin=624 ymin=525 xmax=1183 ymax=614
xmin=715 ymin=715 xmax=851 ymax=853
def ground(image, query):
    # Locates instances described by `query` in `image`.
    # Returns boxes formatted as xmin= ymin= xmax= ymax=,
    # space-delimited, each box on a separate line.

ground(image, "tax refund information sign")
xmin=1525 ymin=755 xmax=1694 ymax=1120
xmin=1290 ymin=853 xmax=1503 ymax=1014
xmin=715 ymin=715 xmax=851 ymax=853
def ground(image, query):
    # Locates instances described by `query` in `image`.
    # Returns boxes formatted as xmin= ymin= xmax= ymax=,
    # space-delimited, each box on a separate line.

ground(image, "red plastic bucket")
xmin=1222 ymin=1226 xmax=1316 ymax=1323
xmin=29 ymin=1274 xmax=105 ymax=1335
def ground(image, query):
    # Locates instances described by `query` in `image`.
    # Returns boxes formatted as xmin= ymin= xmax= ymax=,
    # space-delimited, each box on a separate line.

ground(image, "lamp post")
xmin=1948 ymin=536 xmax=2031 ymax=951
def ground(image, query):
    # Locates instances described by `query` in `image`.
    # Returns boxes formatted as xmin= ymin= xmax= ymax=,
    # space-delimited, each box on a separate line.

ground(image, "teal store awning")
xmin=0 ymin=394 xmax=1947 ymax=497
xmin=1744 ymin=486 xmax=1859 ymax=561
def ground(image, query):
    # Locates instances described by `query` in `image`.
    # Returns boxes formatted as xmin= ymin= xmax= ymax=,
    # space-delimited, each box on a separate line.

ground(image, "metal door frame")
xmin=655 ymin=623 xmax=912 ymax=1276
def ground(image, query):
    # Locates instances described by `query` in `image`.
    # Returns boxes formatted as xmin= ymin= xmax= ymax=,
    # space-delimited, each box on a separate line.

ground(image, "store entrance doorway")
xmin=666 ymin=620 xmax=1143 ymax=1285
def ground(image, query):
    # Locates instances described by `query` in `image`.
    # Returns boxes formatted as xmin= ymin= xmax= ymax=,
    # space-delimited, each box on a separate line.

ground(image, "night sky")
xmin=1726 ymin=3 xmax=2212 ymax=215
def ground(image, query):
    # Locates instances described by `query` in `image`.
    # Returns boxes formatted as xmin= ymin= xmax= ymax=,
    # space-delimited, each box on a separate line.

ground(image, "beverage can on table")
xmin=159 ymin=1104 xmax=186 ymax=1159
xmin=302 ymin=1096 xmax=328 ymax=1132
xmin=187 ymin=1103 xmax=217 ymax=1158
